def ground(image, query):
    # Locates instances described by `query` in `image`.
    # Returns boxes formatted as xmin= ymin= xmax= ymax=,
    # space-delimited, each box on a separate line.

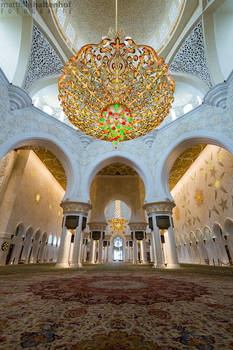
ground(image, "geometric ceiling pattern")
xmin=23 ymin=24 xmax=64 ymax=90
xmin=19 ymin=147 xmax=67 ymax=190
xmin=97 ymin=163 xmax=138 ymax=176
xmin=169 ymin=22 xmax=212 ymax=88
xmin=169 ymin=144 xmax=206 ymax=191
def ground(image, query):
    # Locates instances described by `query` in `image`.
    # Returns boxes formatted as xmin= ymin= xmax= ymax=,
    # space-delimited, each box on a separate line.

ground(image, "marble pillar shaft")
xmin=71 ymin=214 xmax=83 ymax=268
xmin=56 ymin=218 xmax=72 ymax=268
xmin=152 ymin=214 xmax=165 ymax=268
xmin=165 ymin=217 xmax=180 ymax=268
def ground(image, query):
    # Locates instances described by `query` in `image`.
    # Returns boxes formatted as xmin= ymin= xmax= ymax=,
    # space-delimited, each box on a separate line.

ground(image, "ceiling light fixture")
xmin=58 ymin=0 xmax=175 ymax=149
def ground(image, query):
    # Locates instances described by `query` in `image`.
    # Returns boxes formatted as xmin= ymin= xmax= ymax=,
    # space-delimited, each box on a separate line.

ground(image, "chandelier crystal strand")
xmin=58 ymin=1 xmax=175 ymax=149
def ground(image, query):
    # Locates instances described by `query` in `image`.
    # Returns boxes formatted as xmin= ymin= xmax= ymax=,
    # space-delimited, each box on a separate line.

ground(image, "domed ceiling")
xmin=51 ymin=0 xmax=184 ymax=52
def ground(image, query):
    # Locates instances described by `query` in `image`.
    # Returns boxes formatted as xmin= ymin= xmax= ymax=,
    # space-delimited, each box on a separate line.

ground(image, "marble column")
xmin=129 ymin=244 xmax=132 ymax=262
xmin=128 ymin=223 xmax=147 ymax=265
xmin=70 ymin=214 xmax=83 ymax=268
xmin=106 ymin=242 xmax=110 ymax=262
xmin=56 ymin=201 xmax=91 ymax=268
xmin=82 ymin=239 xmax=88 ymax=262
xmin=144 ymin=201 xmax=180 ymax=269
xmin=38 ymin=242 xmax=46 ymax=263
xmin=56 ymin=222 xmax=72 ymax=268
xmin=30 ymin=239 xmax=40 ymax=263
xmin=88 ymin=223 xmax=107 ymax=264
xmin=127 ymin=241 xmax=130 ymax=262
xmin=98 ymin=231 xmax=103 ymax=264
xmin=107 ymin=241 xmax=112 ymax=262
xmin=165 ymin=223 xmax=180 ymax=268
xmin=149 ymin=236 xmax=154 ymax=262
xmin=140 ymin=233 xmax=147 ymax=264
xmin=132 ymin=232 xmax=137 ymax=264
xmin=151 ymin=215 xmax=165 ymax=268
xmin=90 ymin=239 xmax=96 ymax=264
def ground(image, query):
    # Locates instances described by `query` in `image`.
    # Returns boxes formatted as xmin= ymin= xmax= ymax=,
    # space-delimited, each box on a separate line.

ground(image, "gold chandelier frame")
xmin=58 ymin=1 xmax=175 ymax=146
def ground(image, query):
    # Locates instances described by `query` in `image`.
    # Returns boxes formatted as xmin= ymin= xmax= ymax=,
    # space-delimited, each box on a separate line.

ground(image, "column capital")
xmin=88 ymin=222 xmax=107 ymax=231
xmin=61 ymin=201 xmax=92 ymax=216
xmin=128 ymin=222 xmax=147 ymax=231
xmin=143 ymin=201 xmax=175 ymax=215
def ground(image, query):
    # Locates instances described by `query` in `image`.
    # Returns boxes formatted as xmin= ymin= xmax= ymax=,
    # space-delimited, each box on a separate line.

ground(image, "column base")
xmin=55 ymin=262 xmax=70 ymax=268
xmin=154 ymin=263 xmax=165 ymax=269
xmin=166 ymin=263 xmax=180 ymax=269
xmin=70 ymin=263 xmax=82 ymax=268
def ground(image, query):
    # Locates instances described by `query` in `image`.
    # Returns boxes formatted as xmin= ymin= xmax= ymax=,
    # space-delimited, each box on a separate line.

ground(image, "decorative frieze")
xmin=128 ymin=222 xmax=147 ymax=231
xmin=60 ymin=201 xmax=91 ymax=216
xmin=88 ymin=222 xmax=107 ymax=231
xmin=143 ymin=201 xmax=175 ymax=215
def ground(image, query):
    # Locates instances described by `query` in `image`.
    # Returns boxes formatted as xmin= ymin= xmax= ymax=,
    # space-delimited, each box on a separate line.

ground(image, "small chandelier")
xmin=58 ymin=1 xmax=175 ymax=149
xmin=108 ymin=218 xmax=128 ymax=233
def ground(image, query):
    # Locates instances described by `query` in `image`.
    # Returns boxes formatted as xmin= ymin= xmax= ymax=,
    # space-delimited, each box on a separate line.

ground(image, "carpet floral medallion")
xmin=0 ymin=270 xmax=233 ymax=349
xmin=29 ymin=275 xmax=208 ymax=305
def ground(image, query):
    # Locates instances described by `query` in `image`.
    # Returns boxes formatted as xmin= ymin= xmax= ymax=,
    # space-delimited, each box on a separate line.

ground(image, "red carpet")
xmin=0 ymin=270 xmax=233 ymax=349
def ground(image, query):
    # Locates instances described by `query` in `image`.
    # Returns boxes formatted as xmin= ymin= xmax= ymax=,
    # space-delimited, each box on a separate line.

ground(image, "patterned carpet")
xmin=0 ymin=267 xmax=233 ymax=349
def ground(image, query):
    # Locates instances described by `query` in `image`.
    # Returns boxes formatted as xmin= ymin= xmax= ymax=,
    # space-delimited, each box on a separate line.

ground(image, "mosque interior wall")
xmin=0 ymin=149 xmax=64 ymax=265
xmin=172 ymin=144 xmax=233 ymax=265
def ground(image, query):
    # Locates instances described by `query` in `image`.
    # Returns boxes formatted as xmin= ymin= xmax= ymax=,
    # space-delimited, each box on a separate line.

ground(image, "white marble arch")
xmin=28 ymin=75 xmax=60 ymax=97
xmin=156 ymin=130 xmax=233 ymax=201
xmin=0 ymin=67 xmax=233 ymax=205
xmin=80 ymin=151 xmax=154 ymax=204
xmin=0 ymin=132 xmax=78 ymax=200
xmin=151 ymin=70 xmax=233 ymax=201
xmin=171 ymin=72 xmax=209 ymax=95
xmin=224 ymin=218 xmax=233 ymax=236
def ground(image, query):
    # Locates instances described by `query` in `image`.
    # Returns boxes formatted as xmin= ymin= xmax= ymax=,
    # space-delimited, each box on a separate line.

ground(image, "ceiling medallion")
xmin=58 ymin=2 xmax=175 ymax=149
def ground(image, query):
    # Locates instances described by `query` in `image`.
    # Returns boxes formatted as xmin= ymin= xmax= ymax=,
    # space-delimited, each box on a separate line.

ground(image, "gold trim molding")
xmin=143 ymin=201 xmax=175 ymax=215
xmin=128 ymin=222 xmax=147 ymax=231
xmin=88 ymin=222 xmax=107 ymax=231
xmin=61 ymin=201 xmax=92 ymax=215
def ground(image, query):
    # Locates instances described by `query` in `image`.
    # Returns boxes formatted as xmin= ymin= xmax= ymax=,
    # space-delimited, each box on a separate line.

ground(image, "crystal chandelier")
xmin=58 ymin=1 xmax=175 ymax=149
xmin=108 ymin=218 xmax=128 ymax=233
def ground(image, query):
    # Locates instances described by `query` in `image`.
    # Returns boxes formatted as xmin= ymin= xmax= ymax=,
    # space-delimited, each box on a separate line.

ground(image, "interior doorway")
xmin=113 ymin=237 xmax=123 ymax=261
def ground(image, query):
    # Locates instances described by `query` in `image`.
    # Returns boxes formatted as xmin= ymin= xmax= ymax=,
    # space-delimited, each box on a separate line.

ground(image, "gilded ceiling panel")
xmin=169 ymin=144 xmax=206 ymax=190
xmin=97 ymin=162 xmax=138 ymax=176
